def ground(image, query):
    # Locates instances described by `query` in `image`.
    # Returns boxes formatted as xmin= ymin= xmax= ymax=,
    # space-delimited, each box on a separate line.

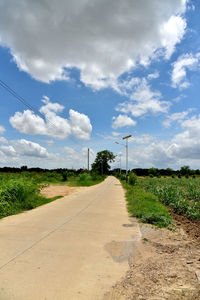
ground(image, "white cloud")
xmin=0 ymin=137 xmax=8 ymax=144
xmin=45 ymin=140 xmax=54 ymax=147
xmin=162 ymin=109 xmax=193 ymax=128
xmin=64 ymin=146 xmax=95 ymax=169
xmin=126 ymin=114 xmax=200 ymax=169
xmin=112 ymin=115 xmax=136 ymax=129
xmin=147 ymin=71 xmax=159 ymax=80
xmin=10 ymin=96 xmax=92 ymax=140
xmin=112 ymin=132 xmax=121 ymax=137
xmin=69 ymin=109 xmax=92 ymax=140
xmin=131 ymin=134 xmax=155 ymax=144
xmin=160 ymin=15 xmax=186 ymax=59
xmin=116 ymin=79 xmax=170 ymax=117
xmin=0 ymin=125 xmax=5 ymax=135
xmin=12 ymin=139 xmax=50 ymax=158
xmin=0 ymin=145 xmax=16 ymax=157
xmin=10 ymin=110 xmax=47 ymax=136
xmin=168 ymin=115 xmax=200 ymax=160
xmin=0 ymin=0 xmax=186 ymax=89
xmin=171 ymin=53 xmax=200 ymax=89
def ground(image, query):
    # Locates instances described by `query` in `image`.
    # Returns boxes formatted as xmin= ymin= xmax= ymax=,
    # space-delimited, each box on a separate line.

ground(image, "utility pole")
xmin=122 ymin=135 xmax=132 ymax=183
xmin=88 ymin=148 xmax=90 ymax=171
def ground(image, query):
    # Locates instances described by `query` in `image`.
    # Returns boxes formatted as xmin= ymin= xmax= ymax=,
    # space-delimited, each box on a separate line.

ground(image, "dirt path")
xmin=40 ymin=184 xmax=84 ymax=198
xmin=0 ymin=176 xmax=141 ymax=300
xmin=105 ymin=222 xmax=200 ymax=300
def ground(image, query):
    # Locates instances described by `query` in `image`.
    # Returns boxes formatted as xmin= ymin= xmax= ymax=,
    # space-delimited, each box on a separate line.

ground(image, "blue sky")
xmin=0 ymin=0 xmax=200 ymax=170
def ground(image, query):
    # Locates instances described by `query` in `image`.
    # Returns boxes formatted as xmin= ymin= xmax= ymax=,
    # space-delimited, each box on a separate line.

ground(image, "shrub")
xmin=129 ymin=172 xmax=137 ymax=186
xmin=61 ymin=171 xmax=68 ymax=181
xmin=119 ymin=174 xmax=126 ymax=181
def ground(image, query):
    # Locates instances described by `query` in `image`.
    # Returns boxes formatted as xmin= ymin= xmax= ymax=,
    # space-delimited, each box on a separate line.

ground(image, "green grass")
xmin=122 ymin=182 xmax=173 ymax=228
xmin=0 ymin=171 xmax=107 ymax=219
xmin=140 ymin=177 xmax=200 ymax=219
xmin=0 ymin=177 xmax=64 ymax=219
xmin=119 ymin=175 xmax=200 ymax=227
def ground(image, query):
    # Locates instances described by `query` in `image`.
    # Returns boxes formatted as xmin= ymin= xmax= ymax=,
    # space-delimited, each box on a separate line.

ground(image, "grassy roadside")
xmin=0 ymin=172 xmax=106 ymax=219
xmin=0 ymin=178 xmax=63 ymax=219
xmin=121 ymin=179 xmax=173 ymax=228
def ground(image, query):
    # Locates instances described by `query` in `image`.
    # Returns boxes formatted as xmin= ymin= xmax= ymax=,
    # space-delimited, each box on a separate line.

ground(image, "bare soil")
xmin=105 ymin=220 xmax=200 ymax=300
xmin=40 ymin=184 xmax=84 ymax=198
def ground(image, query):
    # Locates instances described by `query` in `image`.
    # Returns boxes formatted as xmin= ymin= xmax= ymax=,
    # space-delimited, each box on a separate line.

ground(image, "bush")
xmin=129 ymin=172 xmax=137 ymax=186
xmin=119 ymin=174 xmax=126 ymax=181
xmin=78 ymin=173 xmax=89 ymax=182
xmin=61 ymin=171 xmax=68 ymax=181
xmin=0 ymin=178 xmax=44 ymax=217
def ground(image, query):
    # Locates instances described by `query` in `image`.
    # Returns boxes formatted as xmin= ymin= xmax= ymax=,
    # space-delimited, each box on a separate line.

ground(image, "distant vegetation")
xmin=113 ymin=165 xmax=200 ymax=178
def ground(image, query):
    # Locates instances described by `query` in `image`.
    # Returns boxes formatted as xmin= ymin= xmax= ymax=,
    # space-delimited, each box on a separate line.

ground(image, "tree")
xmin=166 ymin=168 xmax=173 ymax=176
xmin=91 ymin=150 xmax=115 ymax=175
xmin=180 ymin=165 xmax=190 ymax=176
xmin=148 ymin=167 xmax=158 ymax=177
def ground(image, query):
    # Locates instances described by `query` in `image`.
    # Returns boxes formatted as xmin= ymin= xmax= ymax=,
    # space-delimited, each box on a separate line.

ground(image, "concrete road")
xmin=0 ymin=176 xmax=141 ymax=300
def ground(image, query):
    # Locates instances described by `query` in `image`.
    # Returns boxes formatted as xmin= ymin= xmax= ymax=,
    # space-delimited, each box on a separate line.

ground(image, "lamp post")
xmin=115 ymin=134 xmax=132 ymax=182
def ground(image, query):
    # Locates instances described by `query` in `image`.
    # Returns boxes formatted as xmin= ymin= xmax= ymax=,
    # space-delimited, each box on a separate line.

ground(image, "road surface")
xmin=0 ymin=176 xmax=141 ymax=300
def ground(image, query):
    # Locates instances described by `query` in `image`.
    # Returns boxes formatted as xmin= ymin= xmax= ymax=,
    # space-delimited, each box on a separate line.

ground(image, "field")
xmin=117 ymin=173 xmax=200 ymax=228
xmin=0 ymin=171 xmax=106 ymax=219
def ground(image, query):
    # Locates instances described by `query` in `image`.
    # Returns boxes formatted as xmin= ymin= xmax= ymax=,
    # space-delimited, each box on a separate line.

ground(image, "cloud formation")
xmin=112 ymin=114 xmax=136 ymax=129
xmin=162 ymin=109 xmax=193 ymax=128
xmin=127 ymin=114 xmax=200 ymax=169
xmin=0 ymin=125 xmax=5 ymax=135
xmin=0 ymin=0 xmax=186 ymax=89
xmin=171 ymin=53 xmax=200 ymax=89
xmin=116 ymin=79 xmax=170 ymax=117
xmin=0 ymin=137 xmax=8 ymax=144
xmin=10 ymin=96 xmax=92 ymax=140
xmin=0 ymin=145 xmax=16 ymax=157
xmin=12 ymin=139 xmax=50 ymax=158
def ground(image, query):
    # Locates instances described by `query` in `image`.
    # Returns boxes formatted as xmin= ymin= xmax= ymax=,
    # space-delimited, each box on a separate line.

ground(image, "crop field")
xmin=117 ymin=173 xmax=200 ymax=228
xmin=140 ymin=177 xmax=200 ymax=220
xmin=0 ymin=171 xmax=105 ymax=219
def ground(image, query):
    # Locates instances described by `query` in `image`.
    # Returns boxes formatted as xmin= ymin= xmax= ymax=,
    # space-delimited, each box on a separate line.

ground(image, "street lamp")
xmin=115 ymin=134 xmax=132 ymax=182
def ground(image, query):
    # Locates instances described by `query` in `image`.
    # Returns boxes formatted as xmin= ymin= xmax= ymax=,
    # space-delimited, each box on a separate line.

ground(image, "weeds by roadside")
xmin=116 ymin=172 xmax=200 ymax=227
xmin=0 ymin=177 xmax=62 ymax=218
xmin=0 ymin=171 xmax=106 ymax=219
xmin=122 ymin=181 xmax=172 ymax=228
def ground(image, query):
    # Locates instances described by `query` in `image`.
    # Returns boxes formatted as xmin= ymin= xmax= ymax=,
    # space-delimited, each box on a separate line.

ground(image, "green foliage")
xmin=61 ymin=171 xmax=68 ymax=181
xmin=91 ymin=150 xmax=115 ymax=175
xmin=119 ymin=173 xmax=126 ymax=181
xmin=140 ymin=177 xmax=200 ymax=219
xmin=124 ymin=184 xmax=172 ymax=228
xmin=148 ymin=167 xmax=158 ymax=177
xmin=180 ymin=165 xmax=190 ymax=176
xmin=0 ymin=178 xmax=49 ymax=218
xmin=69 ymin=172 xmax=106 ymax=187
xmin=166 ymin=168 xmax=173 ymax=176
xmin=128 ymin=172 xmax=137 ymax=186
